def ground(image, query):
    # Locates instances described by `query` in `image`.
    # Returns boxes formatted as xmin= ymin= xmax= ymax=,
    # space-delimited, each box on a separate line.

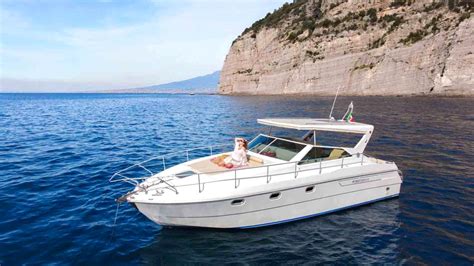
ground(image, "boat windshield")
xmin=249 ymin=135 xmax=274 ymax=152
xmin=249 ymin=135 xmax=306 ymax=161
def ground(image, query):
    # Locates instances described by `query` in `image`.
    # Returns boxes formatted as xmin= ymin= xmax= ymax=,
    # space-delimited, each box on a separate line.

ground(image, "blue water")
xmin=0 ymin=93 xmax=472 ymax=264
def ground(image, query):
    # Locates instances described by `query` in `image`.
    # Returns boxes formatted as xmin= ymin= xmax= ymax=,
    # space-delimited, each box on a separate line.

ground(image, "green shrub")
xmin=287 ymin=32 xmax=298 ymax=42
xmin=312 ymin=6 xmax=323 ymax=19
xmin=423 ymin=2 xmax=444 ymax=12
xmin=329 ymin=2 xmax=340 ymax=10
xmin=313 ymin=55 xmax=325 ymax=62
xmin=368 ymin=35 xmax=386 ymax=50
xmin=383 ymin=14 xmax=406 ymax=33
xmin=302 ymin=19 xmax=316 ymax=32
xmin=424 ymin=15 xmax=442 ymax=34
xmin=400 ymin=29 xmax=428 ymax=45
xmin=237 ymin=69 xmax=252 ymax=74
xmin=346 ymin=23 xmax=358 ymax=31
xmin=459 ymin=12 xmax=471 ymax=23
xmin=319 ymin=18 xmax=332 ymax=28
xmin=353 ymin=63 xmax=376 ymax=70
xmin=242 ymin=0 xmax=307 ymax=35
xmin=342 ymin=12 xmax=354 ymax=22
xmin=305 ymin=50 xmax=320 ymax=57
xmin=367 ymin=8 xmax=377 ymax=23
xmin=381 ymin=14 xmax=399 ymax=23
xmin=390 ymin=0 xmax=411 ymax=8
xmin=458 ymin=0 xmax=473 ymax=12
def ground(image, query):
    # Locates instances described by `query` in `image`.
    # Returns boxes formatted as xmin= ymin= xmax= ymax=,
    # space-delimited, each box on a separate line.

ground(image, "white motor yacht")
xmin=111 ymin=117 xmax=403 ymax=229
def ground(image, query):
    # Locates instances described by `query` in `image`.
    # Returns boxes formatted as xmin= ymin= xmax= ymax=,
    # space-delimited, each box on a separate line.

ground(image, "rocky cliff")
xmin=219 ymin=0 xmax=473 ymax=96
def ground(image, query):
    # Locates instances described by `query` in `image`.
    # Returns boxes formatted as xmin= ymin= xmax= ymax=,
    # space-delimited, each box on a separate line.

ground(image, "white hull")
xmin=111 ymin=117 xmax=404 ymax=229
xmin=134 ymin=168 xmax=402 ymax=229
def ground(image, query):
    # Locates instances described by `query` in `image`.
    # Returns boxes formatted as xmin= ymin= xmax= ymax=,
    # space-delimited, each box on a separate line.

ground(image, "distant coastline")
xmin=0 ymin=91 xmax=218 ymax=95
xmin=96 ymin=88 xmax=217 ymax=94
xmin=0 ymin=71 xmax=220 ymax=94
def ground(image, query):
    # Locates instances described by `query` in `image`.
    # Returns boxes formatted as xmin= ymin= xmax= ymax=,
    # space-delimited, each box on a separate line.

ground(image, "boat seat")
xmin=248 ymin=155 xmax=264 ymax=165
xmin=327 ymin=149 xmax=345 ymax=160
xmin=189 ymin=155 xmax=263 ymax=174
xmin=189 ymin=160 xmax=225 ymax=173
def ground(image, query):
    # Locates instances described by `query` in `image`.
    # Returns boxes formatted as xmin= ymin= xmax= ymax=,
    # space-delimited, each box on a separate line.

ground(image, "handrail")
xmin=189 ymin=155 xmax=361 ymax=192
xmin=138 ymin=154 xmax=375 ymax=196
xmin=111 ymin=142 xmax=389 ymax=199
xmin=135 ymin=154 xmax=368 ymax=195
xmin=110 ymin=136 xmax=358 ymax=187
xmin=109 ymin=142 xmax=234 ymax=187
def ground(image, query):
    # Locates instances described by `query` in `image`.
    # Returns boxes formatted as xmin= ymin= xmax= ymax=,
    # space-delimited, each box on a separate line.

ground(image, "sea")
xmin=0 ymin=93 xmax=472 ymax=265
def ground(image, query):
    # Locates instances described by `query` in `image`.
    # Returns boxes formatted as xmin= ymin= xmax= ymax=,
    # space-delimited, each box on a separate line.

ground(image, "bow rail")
xmin=111 ymin=147 xmax=395 ymax=200
xmin=109 ymin=142 xmax=234 ymax=187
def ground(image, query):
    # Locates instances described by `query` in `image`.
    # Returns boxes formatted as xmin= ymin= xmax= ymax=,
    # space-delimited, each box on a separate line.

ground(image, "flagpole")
xmin=329 ymin=86 xmax=340 ymax=120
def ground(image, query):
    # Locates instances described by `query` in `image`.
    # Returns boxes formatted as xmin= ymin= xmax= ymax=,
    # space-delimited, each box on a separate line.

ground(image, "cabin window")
xmin=312 ymin=131 xmax=361 ymax=147
xmin=231 ymin=199 xmax=245 ymax=206
xmin=269 ymin=192 xmax=281 ymax=200
xmin=305 ymin=186 xmax=314 ymax=193
xmin=298 ymin=147 xmax=349 ymax=165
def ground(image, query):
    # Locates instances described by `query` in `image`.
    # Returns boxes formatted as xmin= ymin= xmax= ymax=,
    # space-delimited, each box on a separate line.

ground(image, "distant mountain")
xmin=141 ymin=71 xmax=220 ymax=93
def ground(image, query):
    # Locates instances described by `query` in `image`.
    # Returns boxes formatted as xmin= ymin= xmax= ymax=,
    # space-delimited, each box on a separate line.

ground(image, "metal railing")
xmin=109 ymin=142 xmax=234 ymax=191
xmin=189 ymin=154 xmax=370 ymax=193
xmin=111 ymin=144 xmax=385 ymax=199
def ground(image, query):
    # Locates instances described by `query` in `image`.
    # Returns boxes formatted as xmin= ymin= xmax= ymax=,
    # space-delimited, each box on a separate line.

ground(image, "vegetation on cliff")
xmin=238 ymin=0 xmax=472 ymax=49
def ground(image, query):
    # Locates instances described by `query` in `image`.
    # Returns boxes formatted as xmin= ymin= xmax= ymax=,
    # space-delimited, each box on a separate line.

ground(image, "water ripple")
xmin=0 ymin=94 xmax=472 ymax=265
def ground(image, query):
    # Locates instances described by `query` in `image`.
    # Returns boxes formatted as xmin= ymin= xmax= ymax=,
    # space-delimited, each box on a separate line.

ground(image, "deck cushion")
xmin=328 ymin=149 xmax=345 ymax=160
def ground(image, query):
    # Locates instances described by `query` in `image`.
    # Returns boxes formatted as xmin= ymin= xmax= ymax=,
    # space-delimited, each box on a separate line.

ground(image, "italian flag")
xmin=343 ymin=102 xmax=355 ymax=122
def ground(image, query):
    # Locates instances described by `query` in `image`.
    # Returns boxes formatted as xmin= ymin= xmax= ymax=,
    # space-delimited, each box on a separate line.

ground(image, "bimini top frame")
xmin=257 ymin=118 xmax=374 ymax=154
xmin=258 ymin=118 xmax=373 ymax=134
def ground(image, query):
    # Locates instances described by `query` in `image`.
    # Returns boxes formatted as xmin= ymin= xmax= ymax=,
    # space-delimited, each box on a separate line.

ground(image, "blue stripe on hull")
xmin=239 ymin=194 xmax=399 ymax=229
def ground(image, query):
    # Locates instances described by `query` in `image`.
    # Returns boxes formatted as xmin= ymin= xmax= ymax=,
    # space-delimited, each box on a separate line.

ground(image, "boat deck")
xmin=189 ymin=155 xmax=264 ymax=174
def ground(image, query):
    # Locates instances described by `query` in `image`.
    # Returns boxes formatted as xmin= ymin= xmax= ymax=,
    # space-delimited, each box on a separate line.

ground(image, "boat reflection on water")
xmin=136 ymin=199 xmax=401 ymax=264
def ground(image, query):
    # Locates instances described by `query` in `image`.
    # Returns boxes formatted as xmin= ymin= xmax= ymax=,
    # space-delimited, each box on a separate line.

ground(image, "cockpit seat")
xmin=328 ymin=149 xmax=345 ymax=160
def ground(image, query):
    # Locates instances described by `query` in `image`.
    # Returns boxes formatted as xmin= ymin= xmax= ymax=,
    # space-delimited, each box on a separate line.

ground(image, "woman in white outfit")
xmin=211 ymin=137 xmax=248 ymax=168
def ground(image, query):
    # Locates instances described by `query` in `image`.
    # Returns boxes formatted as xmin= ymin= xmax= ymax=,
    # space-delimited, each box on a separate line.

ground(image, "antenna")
xmin=329 ymin=86 xmax=340 ymax=120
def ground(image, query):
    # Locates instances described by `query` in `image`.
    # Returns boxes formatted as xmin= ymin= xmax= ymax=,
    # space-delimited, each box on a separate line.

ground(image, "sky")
xmin=0 ymin=0 xmax=287 ymax=92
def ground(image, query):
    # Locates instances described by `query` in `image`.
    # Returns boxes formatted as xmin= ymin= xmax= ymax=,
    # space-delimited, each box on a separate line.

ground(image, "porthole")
xmin=386 ymin=187 xmax=390 ymax=191
xmin=231 ymin=199 xmax=245 ymax=206
xmin=305 ymin=186 xmax=315 ymax=193
xmin=270 ymin=192 xmax=281 ymax=200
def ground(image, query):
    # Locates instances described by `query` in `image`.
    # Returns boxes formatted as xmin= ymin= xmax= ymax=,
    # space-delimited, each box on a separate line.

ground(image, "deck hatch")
xmin=175 ymin=171 xmax=196 ymax=178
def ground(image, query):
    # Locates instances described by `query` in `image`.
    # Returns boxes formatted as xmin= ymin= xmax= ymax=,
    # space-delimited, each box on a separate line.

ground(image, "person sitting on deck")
xmin=211 ymin=137 xmax=248 ymax=168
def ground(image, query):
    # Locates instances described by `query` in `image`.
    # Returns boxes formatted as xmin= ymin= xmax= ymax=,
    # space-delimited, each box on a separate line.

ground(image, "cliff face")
xmin=219 ymin=0 xmax=473 ymax=96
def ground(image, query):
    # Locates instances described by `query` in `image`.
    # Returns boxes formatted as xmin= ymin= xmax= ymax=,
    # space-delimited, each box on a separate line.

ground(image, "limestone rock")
xmin=219 ymin=0 xmax=473 ymax=96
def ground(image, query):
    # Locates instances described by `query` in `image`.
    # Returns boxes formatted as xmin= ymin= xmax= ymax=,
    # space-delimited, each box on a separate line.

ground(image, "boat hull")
xmin=134 ymin=170 xmax=402 ymax=229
